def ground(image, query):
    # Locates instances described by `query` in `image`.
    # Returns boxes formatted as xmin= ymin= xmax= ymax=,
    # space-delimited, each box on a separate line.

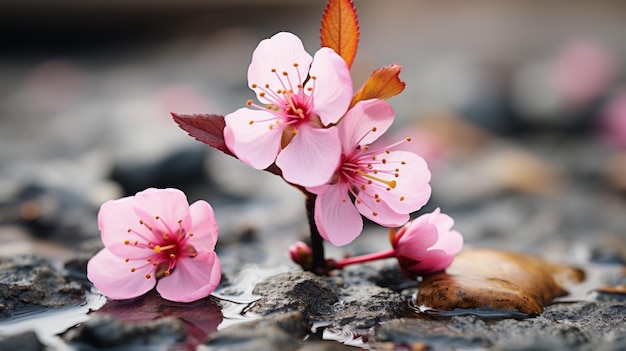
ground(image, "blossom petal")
xmin=395 ymin=222 xmax=439 ymax=257
xmin=339 ymin=99 xmax=394 ymax=152
xmin=374 ymin=151 xmax=431 ymax=214
xmin=224 ymin=108 xmax=282 ymax=170
xmin=188 ymin=200 xmax=219 ymax=252
xmin=276 ymin=124 xmax=341 ymax=187
xmin=404 ymin=250 xmax=456 ymax=275
xmin=87 ymin=248 xmax=156 ymax=300
xmin=131 ymin=188 xmax=192 ymax=234
xmin=432 ymin=229 xmax=464 ymax=254
xmin=314 ymin=183 xmax=363 ymax=246
xmin=355 ymin=193 xmax=409 ymax=227
xmin=426 ymin=208 xmax=452 ymax=231
xmin=98 ymin=194 xmax=160 ymax=258
xmin=309 ymin=47 xmax=353 ymax=126
xmin=248 ymin=32 xmax=312 ymax=104
xmin=156 ymin=252 xmax=221 ymax=303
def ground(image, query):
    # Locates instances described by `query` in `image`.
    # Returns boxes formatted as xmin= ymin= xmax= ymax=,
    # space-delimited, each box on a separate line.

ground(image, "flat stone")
xmin=248 ymin=270 xmax=410 ymax=329
xmin=0 ymin=255 xmax=86 ymax=315
xmin=415 ymin=248 xmax=585 ymax=315
xmin=249 ymin=272 xmax=340 ymax=318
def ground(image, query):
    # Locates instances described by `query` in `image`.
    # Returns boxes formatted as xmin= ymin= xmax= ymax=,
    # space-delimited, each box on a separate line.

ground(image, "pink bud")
xmin=390 ymin=208 xmax=463 ymax=277
xmin=288 ymin=241 xmax=313 ymax=271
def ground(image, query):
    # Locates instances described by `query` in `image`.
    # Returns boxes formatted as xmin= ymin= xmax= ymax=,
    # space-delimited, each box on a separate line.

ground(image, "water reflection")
xmin=95 ymin=291 xmax=223 ymax=350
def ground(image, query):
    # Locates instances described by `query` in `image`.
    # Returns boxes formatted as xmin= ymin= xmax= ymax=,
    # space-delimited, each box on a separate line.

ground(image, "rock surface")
xmin=0 ymin=255 xmax=86 ymax=316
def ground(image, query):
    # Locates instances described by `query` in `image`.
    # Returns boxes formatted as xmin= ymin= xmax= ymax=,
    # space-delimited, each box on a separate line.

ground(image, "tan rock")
xmin=415 ymin=248 xmax=584 ymax=315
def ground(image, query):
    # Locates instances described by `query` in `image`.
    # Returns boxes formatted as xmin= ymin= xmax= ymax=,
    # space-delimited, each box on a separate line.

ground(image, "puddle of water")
xmin=308 ymin=322 xmax=369 ymax=349
xmin=212 ymin=264 xmax=289 ymax=329
xmin=0 ymin=291 xmax=106 ymax=350
xmin=409 ymin=302 xmax=531 ymax=319
xmin=555 ymin=261 xmax=625 ymax=302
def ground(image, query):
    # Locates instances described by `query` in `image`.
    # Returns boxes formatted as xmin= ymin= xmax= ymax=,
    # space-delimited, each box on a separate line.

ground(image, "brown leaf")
xmin=351 ymin=64 xmax=406 ymax=107
xmin=320 ymin=0 xmax=360 ymax=68
xmin=171 ymin=112 xmax=233 ymax=157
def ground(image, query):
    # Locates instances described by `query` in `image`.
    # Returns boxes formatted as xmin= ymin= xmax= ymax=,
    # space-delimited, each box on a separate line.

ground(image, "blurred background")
xmin=1 ymin=0 xmax=625 ymax=271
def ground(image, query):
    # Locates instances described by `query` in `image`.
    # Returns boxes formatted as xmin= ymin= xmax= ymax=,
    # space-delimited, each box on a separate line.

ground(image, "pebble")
xmin=415 ymin=248 xmax=585 ymax=315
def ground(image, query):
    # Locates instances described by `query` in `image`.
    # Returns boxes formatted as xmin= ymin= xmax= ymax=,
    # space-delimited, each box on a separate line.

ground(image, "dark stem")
xmin=305 ymin=193 xmax=326 ymax=275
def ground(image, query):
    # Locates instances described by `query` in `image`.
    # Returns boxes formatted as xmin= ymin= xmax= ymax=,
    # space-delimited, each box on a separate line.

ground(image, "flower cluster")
xmin=89 ymin=0 xmax=465 ymax=304
xmin=225 ymin=32 xmax=432 ymax=247
xmin=223 ymin=29 xmax=462 ymax=275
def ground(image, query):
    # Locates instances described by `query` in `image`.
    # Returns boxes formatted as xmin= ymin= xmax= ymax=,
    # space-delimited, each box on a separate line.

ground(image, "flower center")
xmin=338 ymin=135 xmax=413 ymax=217
xmin=122 ymin=216 xmax=197 ymax=280
xmin=247 ymin=63 xmax=323 ymax=142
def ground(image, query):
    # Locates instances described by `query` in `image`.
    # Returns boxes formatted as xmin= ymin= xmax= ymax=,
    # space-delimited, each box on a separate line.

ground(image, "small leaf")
xmin=351 ymin=64 xmax=406 ymax=107
xmin=172 ymin=112 xmax=286 ymax=178
xmin=172 ymin=113 xmax=234 ymax=157
xmin=320 ymin=0 xmax=360 ymax=68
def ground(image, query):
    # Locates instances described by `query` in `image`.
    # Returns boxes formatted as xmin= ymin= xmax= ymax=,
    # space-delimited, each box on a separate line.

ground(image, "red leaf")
xmin=172 ymin=112 xmax=285 ymax=178
xmin=320 ymin=0 xmax=360 ymax=68
xmin=351 ymin=64 xmax=406 ymax=107
xmin=171 ymin=112 xmax=234 ymax=157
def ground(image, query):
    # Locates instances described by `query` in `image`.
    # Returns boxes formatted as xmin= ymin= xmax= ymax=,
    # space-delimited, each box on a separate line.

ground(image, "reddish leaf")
xmin=172 ymin=112 xmax=234 ymax=157
xmin=320 ymin=0 xmax=360 ymax=68
xmin=351 ymin=64 xmax=406 ymax=107
xmin=172 ymin=112 xmax=285 ymax=178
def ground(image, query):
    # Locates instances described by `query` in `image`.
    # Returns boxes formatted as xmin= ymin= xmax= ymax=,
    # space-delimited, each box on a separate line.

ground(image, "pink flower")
xmin=224 ymin=32 xmax=353 ymax=187
xmin=87 ymin=188 xmax=221 ymax=302
xmin=391 ymin=208 xmax=463 ymax=277
xmin=307 ymin=99 xmax=432 ymax=246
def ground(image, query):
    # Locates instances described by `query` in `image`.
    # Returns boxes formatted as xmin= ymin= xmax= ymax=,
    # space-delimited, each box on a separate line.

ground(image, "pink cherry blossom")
xmin=391 ymin=208 xmax=463 ymax=277
xmin=307 ymin=99 xmax=432 ymax=246
xmin=224 ymin=31 xmax=353 ymax=187
xmin=87 ymin=188 xmax=221 ymax=302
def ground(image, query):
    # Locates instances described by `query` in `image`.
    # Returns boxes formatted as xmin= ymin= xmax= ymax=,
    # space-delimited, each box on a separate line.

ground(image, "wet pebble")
xmin=110 ymin=146 xmax=209 ymax=195
xmin=0 ymin=255 xmax=86 ymax=315
xmin=415 ymin=248 xmax=585 ymax=315
xmin=248 ymin=272 xmax=340 ymax=318
xmin=0 ymin=184 xmax=98 ymax=246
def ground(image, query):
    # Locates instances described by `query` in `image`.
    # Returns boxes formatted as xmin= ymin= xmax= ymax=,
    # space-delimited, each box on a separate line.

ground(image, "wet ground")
xmin=1 ymin=1 xmax=626 ymax=350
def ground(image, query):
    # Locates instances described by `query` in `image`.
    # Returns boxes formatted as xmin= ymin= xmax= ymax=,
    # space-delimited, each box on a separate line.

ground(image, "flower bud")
xmin=390 ymin=208 xmax=463 ymax=277
xmin=288 ymin=241 xmax=313 ymax=271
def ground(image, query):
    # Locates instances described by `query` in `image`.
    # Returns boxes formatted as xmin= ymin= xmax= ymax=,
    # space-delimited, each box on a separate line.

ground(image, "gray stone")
xmin=64 ymin=314 xmax=187 ymax=350
xmin=0 ymin=255 xmax=86 ymax=315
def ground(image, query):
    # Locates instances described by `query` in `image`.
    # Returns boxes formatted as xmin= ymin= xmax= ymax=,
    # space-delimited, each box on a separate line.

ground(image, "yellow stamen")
xmin=357 ymin=170 xmax=397 ymax=188
xmin=153 ymin=244 xmax=176 ymax=254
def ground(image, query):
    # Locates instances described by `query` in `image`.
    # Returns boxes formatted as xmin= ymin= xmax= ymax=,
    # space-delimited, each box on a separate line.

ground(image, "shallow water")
xmin=0 ymin=292 xmax=106 ymax=351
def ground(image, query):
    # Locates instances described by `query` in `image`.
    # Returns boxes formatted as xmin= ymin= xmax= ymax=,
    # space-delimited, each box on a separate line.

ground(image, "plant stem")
xmin=305 ymin=193 xmax=326 ymax=275
xmin=333 ymin=249 xmax=396 ymax=269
